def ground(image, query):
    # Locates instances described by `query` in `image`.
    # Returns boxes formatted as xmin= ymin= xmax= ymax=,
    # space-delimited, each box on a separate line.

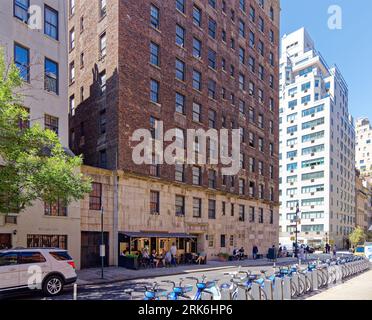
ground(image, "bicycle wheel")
xmin=305 ymin=277 xmax=311 ymax=292
xmin=260 ymin=288 xmax=267 ymax=301
xmin=298 ymin=277 xmax=305 ymax=295
xmin=317 ymin=273 xmax=324 ymax=288
xmin=290 ymin=282 xmax=297 ymax=298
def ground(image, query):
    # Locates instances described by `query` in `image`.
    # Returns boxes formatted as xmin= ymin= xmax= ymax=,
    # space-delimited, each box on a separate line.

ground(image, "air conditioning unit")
xmin=311 ymin=127 xmax=315 ymax=130
xmin=311 ymin=166 xmax=315 ymax=170
xmin=290 ymin=195 xmax=294 ymax=198
xmin=311 ymin=219 xmax=315 ymax=222
xmin=290 ymin=207 xmax=294 ymax=211
xmin=290 ymin=182 xmax=294 ymax=186
xmin=311 ymin=192 xmax=315 ymax=196
xmin=304 ymin=89 xmax=308 ymax=93
xmin=311 ymin=140 xmax=315 ymax=143
xmin=311 ymin=179 xmax=315 ymax=183
xmin=291 ymin=94 xmax=295 ymax=98
xmin=291 ymin=145 xmax=294 ymax=149
xmin=290 ymin=157 xmax=294 ymax=161
xmin=311 ymin=205 xmax=315 ymax=209
xmin=290 ymin=170 xmax=294 ymax=173
xmin=311 ymin=114 xmax=315 ymax=118
xmin=290 ymin=120 xmax=294 ymax=124
xmin=311 ymin=153 xmax=315 ymax=156
xmin=304 ymin=102 xmax=308 ymax=106
xmin=291 ymin=133 xmax=294 ymax=136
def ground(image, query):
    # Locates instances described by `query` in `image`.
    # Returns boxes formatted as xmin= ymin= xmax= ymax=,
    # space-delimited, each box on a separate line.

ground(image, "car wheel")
xmin=43 ymin=275 xmax=64 ymax=297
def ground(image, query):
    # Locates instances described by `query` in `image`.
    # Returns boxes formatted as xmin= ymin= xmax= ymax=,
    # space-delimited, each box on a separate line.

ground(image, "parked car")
xmin=0 ymin=248 xmax=77 ymax=298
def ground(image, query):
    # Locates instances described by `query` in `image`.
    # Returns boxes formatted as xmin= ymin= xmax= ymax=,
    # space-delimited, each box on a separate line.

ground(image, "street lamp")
xmin=294 ymin=203 xmax=300 ymax=259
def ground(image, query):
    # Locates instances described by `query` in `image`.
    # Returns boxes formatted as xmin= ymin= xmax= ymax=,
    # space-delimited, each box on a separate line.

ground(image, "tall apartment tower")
xmin=278 ymin=28 xmax=356 ymax=249
xmin=0 ymin=1 xmax=81 ymax=265
xmin=356 ymin=118 xmax=372 ymax=178
xmin=68 ymin=0 xmax=280 ymax=266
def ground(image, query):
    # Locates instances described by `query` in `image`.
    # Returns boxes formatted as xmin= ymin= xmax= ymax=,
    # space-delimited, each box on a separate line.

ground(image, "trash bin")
xmin=268 ymin=248 xmax=277 ymax=260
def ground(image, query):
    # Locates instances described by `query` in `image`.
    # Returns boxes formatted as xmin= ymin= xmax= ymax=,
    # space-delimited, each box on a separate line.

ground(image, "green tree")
xmin=349 ymin=226 xmax=367 ymax=247
xmin=0 ymin=50 xmax=92 ymax=214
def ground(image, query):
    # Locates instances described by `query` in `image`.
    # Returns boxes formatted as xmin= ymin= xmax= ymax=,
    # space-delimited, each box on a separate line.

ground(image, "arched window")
xmin=270 ymin=6 xmax=274 ymax=20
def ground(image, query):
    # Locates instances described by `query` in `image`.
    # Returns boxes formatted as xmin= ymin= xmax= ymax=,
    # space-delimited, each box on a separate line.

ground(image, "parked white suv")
xmin=0 ymin=248 xmax=77 ymax=297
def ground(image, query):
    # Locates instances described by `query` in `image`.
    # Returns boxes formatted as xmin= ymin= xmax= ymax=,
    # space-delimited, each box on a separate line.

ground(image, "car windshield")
xmin=356 ymin=247 xmax=364 ymax=253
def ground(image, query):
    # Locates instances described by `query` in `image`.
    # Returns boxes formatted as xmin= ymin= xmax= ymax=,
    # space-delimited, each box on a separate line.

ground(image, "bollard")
xmin=251 ymin=282 xmax=261 ymax=300
xmin=263 ymin=279 xmax=273 ymax=300
xmin=237 ymin=286 xmax=249 ymax=300
xmin=73 ymin=283 xmax=78 ymax=300
xmin=310 ymin=270 xmax=318 ymax=291
xmin=282 ymin=276 xmax=292 ymax=300
xmin=273 ymin=277 xmax=283 ymax=300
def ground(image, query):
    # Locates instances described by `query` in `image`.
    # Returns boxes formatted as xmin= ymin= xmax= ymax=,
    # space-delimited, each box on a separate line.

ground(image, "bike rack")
xmin=263 ymin=279 xmax=274 ymax=300
xmin=273 ymin=277 xmax=283 ymax=300
xmin=310 ymin=270 xmax=319 ymax=291
xmin=282 ymin=276 xmax=292 ymax=300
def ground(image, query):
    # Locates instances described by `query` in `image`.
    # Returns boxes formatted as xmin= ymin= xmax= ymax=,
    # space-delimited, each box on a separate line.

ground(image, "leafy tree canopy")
xmin=0 ymin=50 xmax=92 ymax=214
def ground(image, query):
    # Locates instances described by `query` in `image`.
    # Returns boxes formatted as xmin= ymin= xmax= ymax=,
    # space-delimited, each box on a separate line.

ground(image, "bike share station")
xmin=129 ymin=256 xmax=370 ymax=300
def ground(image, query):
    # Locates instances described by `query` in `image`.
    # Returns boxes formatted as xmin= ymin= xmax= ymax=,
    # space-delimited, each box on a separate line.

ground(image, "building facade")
xmin=355 ymin=170 xmax=369 ymax=233
xmin=0 ymin=1 xmax=82 ymax=267
xmin=278 ymin=28 xmax=356 ymax=249
xmin=68 ymin=0 xmax=281 ymax=267
xmin=356 ymin=118 xmax=372 ymax=178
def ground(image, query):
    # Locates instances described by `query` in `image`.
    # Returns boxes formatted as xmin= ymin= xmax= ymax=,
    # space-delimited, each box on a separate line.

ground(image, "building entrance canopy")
xmin=120 ymin=232 xmax=197 ymax=239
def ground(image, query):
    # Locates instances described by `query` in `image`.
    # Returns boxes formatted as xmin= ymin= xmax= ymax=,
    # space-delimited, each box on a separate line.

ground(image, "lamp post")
xmin=294 ymin=203 xmax=300 ymax=259
xmin=100 ymin=204 xmax=105 ymax=279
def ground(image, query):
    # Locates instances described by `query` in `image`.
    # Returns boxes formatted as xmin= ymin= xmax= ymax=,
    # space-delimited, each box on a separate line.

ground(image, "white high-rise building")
xmin=279 ymin=28 xmax=356 ymax=249
xmin=356 ymin=118 xmax=372 ymax=177
xmin=0 ymin=1 xmax=81 ymax=267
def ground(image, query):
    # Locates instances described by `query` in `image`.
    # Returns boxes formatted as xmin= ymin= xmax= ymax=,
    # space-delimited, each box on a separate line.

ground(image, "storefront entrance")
xmin=0 ymin=234 xmax=12 ymax=250
xmin=118 ymin=232 xmax=198 ymax=261
xmin=81 ymin=232 xmax=109 ymax=269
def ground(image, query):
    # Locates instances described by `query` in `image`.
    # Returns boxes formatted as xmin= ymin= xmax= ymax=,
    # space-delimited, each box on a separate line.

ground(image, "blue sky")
xmin=280 ymin=0 xmax=372 ymax=121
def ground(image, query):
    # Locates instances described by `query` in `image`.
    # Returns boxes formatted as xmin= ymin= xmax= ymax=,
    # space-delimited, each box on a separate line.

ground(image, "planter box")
xmin=119 ymin=256 xmax=139 ymax=270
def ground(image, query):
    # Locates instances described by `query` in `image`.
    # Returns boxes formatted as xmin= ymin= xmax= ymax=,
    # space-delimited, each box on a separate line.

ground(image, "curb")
xmin=76 ymin=259 xmax=298 ymax=288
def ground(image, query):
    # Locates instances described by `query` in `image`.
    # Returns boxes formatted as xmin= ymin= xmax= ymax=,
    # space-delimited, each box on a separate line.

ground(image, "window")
xmin=99 ymin=149 xmax=107 ymax=168
xmin=239 ymin=179 xmax=245 ymax=195
xmin=150 ymin=42 xmax=160 ymax=66
xmin=192 ymin=166 xmax=201 ymax=185
xmin=249 ymin=181 xmax=255 ymax=197
xmin=239 ymin=47 xmax=245 ymax=64
xmin=99 ymin=109 xmax=106 ymax=135
xmin=175 ymin=59 xmax=185 ymax=81
xmin=301 ymin=225 xmax=324 ymax=233
xmin=208 ymin=199 xmax=216 ymax=219
xmin=249 ymin=207 xmax=255 ymax=222
xmin=100 ymin=0 xmax=107 ymax=17
xmin=100 ymin=32 xmax=107 ymax=57
xmin=208 ymin=109 xmax=216 ymax=128
xmin=248 ymin=132 xmax=255 ymax=147
xmin=208 ymin=79 xmax=216 ymax=100
xmin=69 ymin=95 xmax=75 ymax=116
xmin=44 ymin=58 xmax=58 ymax=94
xmin=27 ymin=235 xmax=67 ymax=250
xmin=302 ymin=144 xmax=325 ymax=156
xmin=209 ymin=0 xmax=216 ymax=8
xmin=176 ymin=0 xmax=185 ymax=13
xmin=270 ymin=6 xmax=274 ymax=20
xmin=150 ymin=4 xmax=159 ymax=29
xmin=193 ymin=6 xmax=202 ymax=27
xmin=258 ymin=161 xmax=264 ymax=175
xmin=258 ymin=40 xmax=264 ymax=56
xmin=238 ymin=20 xmax=245 ymax=38
xmin=80 ymin=16 xmax=84 ymax=31
xmin=239 ymin=100 xmax=245 ymax=115
xmin=302 ymin=158 xmax=324 ymax=168
xmin=258 ymin=16 xmax=264 ymax=32
xmin=176 ymin=24 xmax=185 ymax=47
xmin=239 ymin=205 xmax=245 ymax=222
xmin=239 ymin=0 xmax=246 ymax=12
xmin=80 ymin=52 xmax=85 ymax=68
xmin=248 ymin=56 xmax=255 ymax=73
xmin=249 ymin=157 xmax=255 ymax=172
xmin=258 ymin=64 xmax=264 ymax=81
xmin=44 ymin=200 xmax=67 ymax=217
xmin=69 ymin=28 xmax=75 ymax=51
xmin=208 ymin=18 xmax=216 ymax=39
xmin=69 ymin=61 xmax=75 ymax=84
xmin=220 ymin=235 xmax=226 ymax=248
xmin=302 ymin=171 xmax=324 ymax=181
xmin=259 ymin=208 xmax=264 ymax=223
xmin=193 ymin=198 xmax=202 ymax=218
xmin=14 ymin=0 xmax=29 ymax=23
xmin=175 ymin=164 xmax=185 ymax=182
xmin=89 ymin=183 xmax=102 ymax=210
xmin=193 ymin=38 xmax=202 ymax=58
xmin=150 ymin=79 xmax=159 ymax=103
xmin=269 ymin=30 xmax=274 ymax=43
xmin=99 ymin=70 xmax=106 ymax=94
xmin=208 ymin=170 xmax=216 ymax=188
xmin=249 ymin=31 xmax=255 ymax=48
xmin=192 ymin=102 xmax=201 ymax=122
xmin=175 ymin=195 xmax=185 ymax=216
xmin=150 ymin=191 xmax=160 ymax=215
xmin=208 ymin=49 xmax=216 ymax=69
xmin=69 ymin=0 xmax=75 ymax=16
xmin=302 ymin=117 xmax=325 ymax=130
xmin=44 ymin=114 xmax=59 ymax=135
xmin=193 ymin=69 xmax=202 ymax=91
xmin=14 ymin=43 xmax=30 ymax=82
xmin=44 ymin=5 xmax=59 ymax=40
xmin=175 ymin=92 xmax=185 ymax=114
xmin=249 ymin=6 xmax=255 ymax=22
xmin=269 ymin=52 xmax=274 ymax=66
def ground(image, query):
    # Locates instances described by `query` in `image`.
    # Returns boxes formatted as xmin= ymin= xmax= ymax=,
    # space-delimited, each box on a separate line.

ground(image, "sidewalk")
xmin=76 ymin=257 xmax=297 ymax=286
xmin=307 ymin=269 xmax=372 ymax=300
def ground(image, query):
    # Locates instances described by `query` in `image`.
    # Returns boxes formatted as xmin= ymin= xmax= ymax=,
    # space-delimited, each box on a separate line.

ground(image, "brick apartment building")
xmin=68 ymin=0 xmax=280 ymax=268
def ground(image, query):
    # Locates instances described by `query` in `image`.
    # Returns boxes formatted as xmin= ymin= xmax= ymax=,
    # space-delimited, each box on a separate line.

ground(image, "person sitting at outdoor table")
xmin=195 ymin=252 xmax=206 ymax=265
xmin=238 ymin=247 xmax=245 ymax=260
xmin=155 ymin=250 xmax=165 ymax=268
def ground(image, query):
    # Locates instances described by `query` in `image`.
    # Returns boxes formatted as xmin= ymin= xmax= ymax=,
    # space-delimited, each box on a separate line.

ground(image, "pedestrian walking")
xmin=170 ymin=242 xmax=177 ymax=266
xmin=333 ymin=244 xmax=337 ymax=258
xmin=252 ymin=245 xmax=258 ymax=260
